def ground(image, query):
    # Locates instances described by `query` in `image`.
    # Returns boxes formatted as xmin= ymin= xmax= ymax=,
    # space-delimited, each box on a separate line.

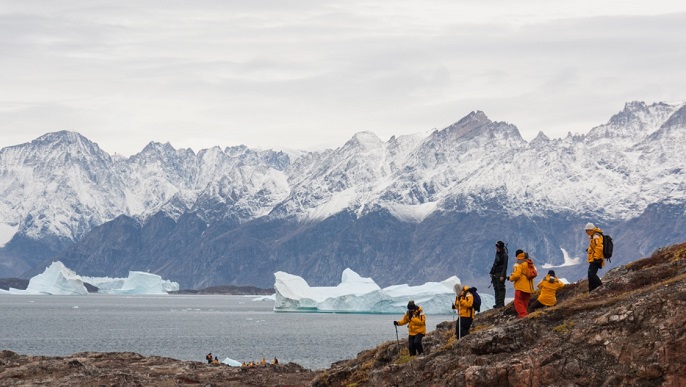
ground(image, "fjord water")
xmin=0 ymin=295 xmax=439 ymax=370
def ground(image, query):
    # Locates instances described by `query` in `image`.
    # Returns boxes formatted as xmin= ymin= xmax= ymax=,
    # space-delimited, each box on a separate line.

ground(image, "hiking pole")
xmin=458 ymin=303 xmax=461 ymax=340
xmin=394 ymin=324 xmax=400 ymax=349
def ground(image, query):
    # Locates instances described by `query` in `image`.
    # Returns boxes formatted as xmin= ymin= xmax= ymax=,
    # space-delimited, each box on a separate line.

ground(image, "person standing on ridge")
xmin=452 ymin=283 xmax=474 ymax=338
xmin=530 ymin=270 xmax=565 ymax=310
xmin=509 ymin=250 xmax=535 ymax=318
xmin=585 ymin=222 xmax=605 ymax=292
xmin=394 ymin=300 xmax=426 ymax=356
xmin=490 ymin=240 xmax=509 ymax=308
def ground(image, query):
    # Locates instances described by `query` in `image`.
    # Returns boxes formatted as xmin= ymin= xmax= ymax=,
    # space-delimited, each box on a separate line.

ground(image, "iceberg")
xmin=222 ymin=357 xmax=242 ymax=367
xmin=8 ymin=261 xmax=179 ymax=295
xmin=274 ymin=268 xmax=495 ymax=314
xmin=10 ymin=261 xmax=88 ymax=295
xmin=82 ymin=271 xmax=179 ymax=295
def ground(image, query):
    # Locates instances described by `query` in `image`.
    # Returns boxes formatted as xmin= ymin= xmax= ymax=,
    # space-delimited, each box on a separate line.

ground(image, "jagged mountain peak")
xmin=438 ymin=110 xmax=522 ymax=144
xmin=30 ymin=130 xmax=107 ymax=157
xmin=530 ymin=131 xmax=551 ymax=145
xmin=341 ymin=131 xmax=384 ymax=151
xmin=592 ymin=101 xmax=681 ymax=141
xmin=661 ymin=104 xmax=686 ymax=129
xmin=139 ymin=141 xmax=178 ymax=154
xmin=457 ymin=110 xmax=490 ymax=125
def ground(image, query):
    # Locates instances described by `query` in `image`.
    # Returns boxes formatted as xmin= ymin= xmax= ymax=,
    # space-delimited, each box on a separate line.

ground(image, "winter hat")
xmin=407 ymin=300 xmax=417 ymax=310
xmin=515 ymin=249 xmax=524 ymax=257
xmin=548 ymin=270 xmax=556 ymax=277
xmin=585 ymin=222 xmax=596 ymax=231
xmin=453 ymin=283 xmax=462 ymax=294
xmin=495 ymin=241 xmax=505 ymax=249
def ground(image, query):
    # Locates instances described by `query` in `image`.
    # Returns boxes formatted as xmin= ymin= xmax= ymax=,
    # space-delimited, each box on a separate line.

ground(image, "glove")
xmin=393 ymin=321 xmax=398 ymax=326
xmin=451 ymin=304 xmax=456 ymax=309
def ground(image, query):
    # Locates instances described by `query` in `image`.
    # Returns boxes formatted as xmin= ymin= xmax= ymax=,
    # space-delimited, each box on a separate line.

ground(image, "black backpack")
xmin=467 ymin=287 xmax=482 ymax=313
xmin=601 ymin=233 xmax=614 ymax=263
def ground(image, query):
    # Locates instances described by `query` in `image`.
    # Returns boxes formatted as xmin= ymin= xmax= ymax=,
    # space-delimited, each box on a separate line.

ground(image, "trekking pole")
xmin=458 ymin=303 xmax=461 ymax=340
xmin=394 ymin=324 xmax=400 ymax=350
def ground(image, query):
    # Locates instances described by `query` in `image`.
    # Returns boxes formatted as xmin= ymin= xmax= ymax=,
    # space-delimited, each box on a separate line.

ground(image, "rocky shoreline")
xmin=0 ymin=351 xmax=315 ymax=386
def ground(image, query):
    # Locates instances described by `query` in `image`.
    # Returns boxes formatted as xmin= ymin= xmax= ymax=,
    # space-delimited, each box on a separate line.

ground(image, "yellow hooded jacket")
xmin=587 ymin=227 xmax=605 ymax=267
xmin=397 ymin=306 xmax=427 ymax=336
xmin=536 ymin=275 xmax=565 ymax=306
xmin=454 ymin=286 xmax=475 ymax=318
xmin=509 ymin=253 xmax=534 ymax=293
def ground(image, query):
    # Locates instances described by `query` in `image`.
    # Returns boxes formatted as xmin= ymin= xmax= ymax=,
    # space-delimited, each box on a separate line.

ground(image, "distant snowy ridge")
xmin=0 ymin=101 xmax=685 ymax=245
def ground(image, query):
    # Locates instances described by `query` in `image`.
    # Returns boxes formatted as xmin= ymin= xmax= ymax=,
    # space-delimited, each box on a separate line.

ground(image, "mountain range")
xmin=1 ymin=101 xmax=685 ymax=290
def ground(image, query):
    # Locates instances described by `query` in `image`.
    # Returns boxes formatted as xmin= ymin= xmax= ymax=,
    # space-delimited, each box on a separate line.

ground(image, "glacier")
xmin=8 ymin=261 xmax=179 ymax=295
xmin=273 ymin=268 xmax=495 ymax=314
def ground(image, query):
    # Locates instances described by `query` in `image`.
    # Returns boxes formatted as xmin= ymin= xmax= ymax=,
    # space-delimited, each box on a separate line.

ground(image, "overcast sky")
xmin=1 ymin=1 xmax=685 ymax=156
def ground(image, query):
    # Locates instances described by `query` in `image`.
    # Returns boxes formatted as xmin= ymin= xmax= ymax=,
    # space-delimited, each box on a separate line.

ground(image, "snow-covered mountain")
xmin=1 ymin=101 xmax=685 ymax=289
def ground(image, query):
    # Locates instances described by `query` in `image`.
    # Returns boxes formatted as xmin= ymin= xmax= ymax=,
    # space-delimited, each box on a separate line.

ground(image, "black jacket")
xmin=490 ymin=250 xmax=509 ymax=278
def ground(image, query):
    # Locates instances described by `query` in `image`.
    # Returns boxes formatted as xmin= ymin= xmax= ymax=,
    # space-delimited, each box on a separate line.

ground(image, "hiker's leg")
xmin=460 ymin=317 xmax=473 ymax=337
xmin=514 ymin=290 xmax=527 ymax=317
xmin=588 ymin=261 xmax=602 ymax=292
xmin=521 ymin=291 xmax=531 ymax=314
xmin=414 ymin=334 xmax=424 ymax=355
xmin=408 ymin=335 xmax=417 ymax=356
xmin=495 ymin=278 xmax=506 ymax=307
xmin=529 ymin=299 xmax=544 ymax=312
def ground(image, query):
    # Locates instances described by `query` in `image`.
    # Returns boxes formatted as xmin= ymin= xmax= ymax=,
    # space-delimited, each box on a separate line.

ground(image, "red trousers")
xmin=514 ymin=290 xmax=531 ymax=318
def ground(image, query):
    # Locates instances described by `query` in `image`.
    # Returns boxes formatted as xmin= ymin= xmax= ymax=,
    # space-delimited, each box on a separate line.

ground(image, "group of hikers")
xmin=393 ymin=222 xmax=611 ymax=356
xmin=206 ymin=352 xmax=278 ymax=367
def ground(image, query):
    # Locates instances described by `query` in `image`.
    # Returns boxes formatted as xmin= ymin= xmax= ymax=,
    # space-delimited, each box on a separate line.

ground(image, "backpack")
xmin=601 ymin=233 xmax=614 ymax=263
xmin=467 ymin=287 xmax=481 ymax=313
xmin=523 ymin=258 xmax=538 ymax=280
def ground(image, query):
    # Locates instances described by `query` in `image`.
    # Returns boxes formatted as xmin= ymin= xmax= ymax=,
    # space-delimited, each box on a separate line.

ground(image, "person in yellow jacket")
xmin=585 ymin=222 xmax=605 ymax=292
xmin=509 ymin=250 xmax=535 ymax=318
xmin=394 ymin=300 xmax=426 ymax=356
xmin=451 ymin=284 xmax=474 ymax=339
xmin=531 ymin=270 xmax=565 ymax=310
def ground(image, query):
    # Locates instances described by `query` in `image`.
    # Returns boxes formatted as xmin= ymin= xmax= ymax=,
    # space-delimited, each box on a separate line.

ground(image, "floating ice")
xmin=8 ymin=261 xmax=179 ymax=295
xmin=222 ymin=357 xmax=242 ymax=367
xmin=273 ymin=268 xmax=495 ymax=314
xmin=252 ymin=295 xmax=276 ymax=302
xmin=10 ymin=261 xmax=88 ymax=295
xmin=83 ymin=271 xmax=179 ymax=295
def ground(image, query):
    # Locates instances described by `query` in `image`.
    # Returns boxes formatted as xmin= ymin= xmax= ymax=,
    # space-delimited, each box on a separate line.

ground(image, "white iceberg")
xmin=10 ymin=261 xmax=88 ymax=295
xmin=8 ymin=261 xmax=179 ymax=295
xmin=82 ymin=271 xmax=179 ymax=295
xmin=222 ymin=357 xmax=242 ymax=367
xmin=273 ymin=268 xmax=495 ymax=314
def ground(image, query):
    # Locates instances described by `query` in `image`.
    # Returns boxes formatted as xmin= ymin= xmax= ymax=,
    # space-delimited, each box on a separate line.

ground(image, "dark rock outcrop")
xmin=0 ymin=351 xmax=314 ymax=386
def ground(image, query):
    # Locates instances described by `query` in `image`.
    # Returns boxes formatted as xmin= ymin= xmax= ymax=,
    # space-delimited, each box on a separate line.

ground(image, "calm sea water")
xmin=0 ymin=294 xmax=440 ymax=370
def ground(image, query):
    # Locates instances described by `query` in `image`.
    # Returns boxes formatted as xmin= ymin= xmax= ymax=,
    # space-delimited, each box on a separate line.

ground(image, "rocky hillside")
xmin=1 ymin=242 xmax=685 ymax=386
xmin=314 ymin=242 xmax=686 ymax=386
